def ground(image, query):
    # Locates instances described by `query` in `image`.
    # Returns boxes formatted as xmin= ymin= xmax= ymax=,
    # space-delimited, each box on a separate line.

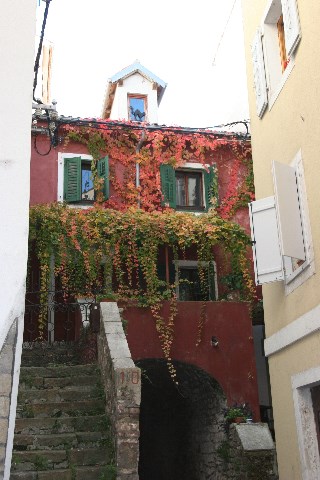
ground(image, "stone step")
xmin=18 ymin=387 xmax=103 ymax=404
xmin=13 ymin=430 xmax=111 ymax=451
xmin=19 ymin=375 xmax=100 ymax=391
xmin=10 ymin=464 xmax=116 ymax=480
xmin=21 ymin=347 xmax=81 ymax=368
xmin=12 ymin=358 xmax=115 ymax=479
xmin=15 ymin=415 xmax=109 ymax=435
xmin=16 ymin=399 xmax=105 ymax=418
xmin=20 ymin=365 xmax=98 ymax=380
xmin=11 ymin=447 xmax=111 ymax=471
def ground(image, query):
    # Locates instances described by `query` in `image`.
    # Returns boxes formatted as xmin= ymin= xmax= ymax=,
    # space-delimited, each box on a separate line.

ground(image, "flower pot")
xmin=233 ymin=416 xmax=246 ymax=424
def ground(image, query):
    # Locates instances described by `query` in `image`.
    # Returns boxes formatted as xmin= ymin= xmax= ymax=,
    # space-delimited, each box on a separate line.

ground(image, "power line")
xmin=212 ymin=0 xmax=238 ymax=67
xmin=33 ymin=0 xmax=52 ymax=102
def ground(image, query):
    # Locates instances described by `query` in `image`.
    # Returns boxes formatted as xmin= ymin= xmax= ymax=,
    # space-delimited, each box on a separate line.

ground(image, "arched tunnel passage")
xmin=136 ymin=359 xmax=228 ymax=480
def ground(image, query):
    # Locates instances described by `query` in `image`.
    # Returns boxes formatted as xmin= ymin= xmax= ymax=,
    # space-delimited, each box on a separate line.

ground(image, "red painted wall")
xmin=125 ymin=301 xmax=260 ymax=421
xmin=30 ymin=139 xmax=89 ymax=205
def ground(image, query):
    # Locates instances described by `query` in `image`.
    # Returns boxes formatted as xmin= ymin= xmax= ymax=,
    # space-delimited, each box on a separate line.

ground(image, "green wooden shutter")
xmin=160 ymin=164 xmax=176 ymax=208
xmin=64 ymin=157 xmax=81 ymax=202
xmin=97 ymin=156 xmax=109 ymax=200
xmin=204 ymin=165 xmax=217 ymax=212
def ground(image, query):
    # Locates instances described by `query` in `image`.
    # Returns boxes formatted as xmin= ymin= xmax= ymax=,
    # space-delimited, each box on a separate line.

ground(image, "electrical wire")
xmin=32 ymin=0 xmax=54 ymax=155
xmin=55 ymin=117 xmax=250 ymax=141
xmin=33 ymin=0 xmax=52 ymax=103
xmin=34 ymin=133 xmax=52 ymax=156
xmin=212 ymin=0 xmax=238 ymax=67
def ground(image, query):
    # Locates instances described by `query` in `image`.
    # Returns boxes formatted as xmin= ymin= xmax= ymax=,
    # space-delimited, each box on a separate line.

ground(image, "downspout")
xmin=135 ymin=131 xmax=146 ymax=208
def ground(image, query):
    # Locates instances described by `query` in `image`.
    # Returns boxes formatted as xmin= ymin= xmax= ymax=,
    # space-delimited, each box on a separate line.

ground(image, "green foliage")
xmin=29 ymin=204 xmax=255 ymax=377
xmin=224 ymin=403 xmax=252 ymax=422
xmin=217 ymin=440 xmax=231 ymax=463
xmin=98 ymin=464 xmax=117 ymax=480
xmin=220 ymin=272 xmax=244 ymax=292
xmin=34 ymin=455 xmax=50 ymax=471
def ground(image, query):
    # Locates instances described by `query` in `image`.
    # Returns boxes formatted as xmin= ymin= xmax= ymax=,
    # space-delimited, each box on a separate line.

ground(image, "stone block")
xmin=0 ymin=445 xmax=5 ymax=462
xmin=0 ymin=419 xmax=8 ymax=444
xmin=98 ymin=302 xmax=140 ymax=478
xmin=117 ymin=441 xmax=139 ymax=470
xmin=117 ymin=472 xmax=139 ymax=480
xmin=236 ymin=423 xmax=275 ymax=451
xmin=113 ymin=358 xmax=135 ymax=369
xmin=0 ymin=374 xmax=12 ymax=396
xmin=103 ymin=322 xmax=124 ymax=335
xmin=107 ymin=334 xmax=131 ymax=359
xmin=100 ymin=302 xmax=121 ymax=322
xmin=0 ymin=397 xmax=10 ymax=417
xmin=0 ymin=345 xmax=14 ymax=375
xmin=5 ymin=320 xmax=17 ymax=345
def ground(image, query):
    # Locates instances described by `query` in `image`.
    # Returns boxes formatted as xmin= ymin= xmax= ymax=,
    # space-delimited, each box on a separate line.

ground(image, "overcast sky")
xmin=36 ymin=0 xmax=249 ymax=129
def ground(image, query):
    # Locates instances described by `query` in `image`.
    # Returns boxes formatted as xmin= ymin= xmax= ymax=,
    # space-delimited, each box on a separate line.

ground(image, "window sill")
xmin=176 ymin=206 xmax=205 ymax=212
xmin=284 ymin=259 xmax=315 ymax=295
xmin=176 ymin=209 xmax=207 ymax=216
xmin=65 ymin=203 xmax=94 ymax=210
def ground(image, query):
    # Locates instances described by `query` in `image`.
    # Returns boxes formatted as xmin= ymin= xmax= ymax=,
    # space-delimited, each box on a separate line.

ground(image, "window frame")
xmin=127 ymin=94 xmax=148 ymax=122
xmin=283 ymin=150 xmax=315 ymax=293
xmin=252 ymin=0 xmax=301 ymax=116
xmin=173 ymin=260 xmax=218 ymax=301
xmin=58 ymin=153 xmax=109 ymax=206
xmin=160 ymin=162 xmax=217 ymax=213
xmin=175 ymin=169 xmax=204 ymax=211
xmin=249 ymin=150 xmax=314 ymax=292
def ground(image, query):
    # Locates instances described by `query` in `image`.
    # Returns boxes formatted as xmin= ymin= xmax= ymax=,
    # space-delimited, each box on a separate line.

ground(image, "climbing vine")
xmin=29 ymin=204 xmax=255 ymax=371
xmin=62 ymin=122 xmax=254 ymax=214
xmin=29 ymin=121 xmax=256 ymax=377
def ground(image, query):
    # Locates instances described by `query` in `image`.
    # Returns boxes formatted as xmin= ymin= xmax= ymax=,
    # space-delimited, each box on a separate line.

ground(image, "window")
xmin=252 ymin=0 xmax=301 ymax=116
xmin=277 ymin=15 xmax=288 ymax=73
xmin=174 ymin=260 xmax=217 ymax=301
xmin=176 ymin=171 xmax=203 ymax=209
xmin=249 ymin=151 xmax=314 ymax=291
xmin=128 ymin=95 xmax=147 ymax=122
xmin=160 ymin=163 xmax=217 ymax=212
xmin=61 ymin=155 xmax=109 ymax=204
xmin=292 ymin=366 xmax=320 ymax=478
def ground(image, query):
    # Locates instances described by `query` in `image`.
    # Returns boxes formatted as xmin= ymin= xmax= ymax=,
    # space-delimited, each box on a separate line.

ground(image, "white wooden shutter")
xmin=282 ymin=0 xmax=301 ymax=56
xmin=272 ymin=161 xmax=305 ymax=261
xmin=249 ymin=197 xmax=284 ymax=285
xmin=251 ymin=29 xmax=268 ymax=118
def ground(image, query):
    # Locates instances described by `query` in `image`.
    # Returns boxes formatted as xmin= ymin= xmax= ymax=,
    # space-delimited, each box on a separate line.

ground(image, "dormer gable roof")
xmin=101 ymin=60 xmax=167 ymax=119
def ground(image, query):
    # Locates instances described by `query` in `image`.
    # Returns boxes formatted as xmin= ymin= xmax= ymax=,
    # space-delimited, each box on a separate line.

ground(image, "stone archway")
xmin=136 ymin=359 xmax=228 ymax=480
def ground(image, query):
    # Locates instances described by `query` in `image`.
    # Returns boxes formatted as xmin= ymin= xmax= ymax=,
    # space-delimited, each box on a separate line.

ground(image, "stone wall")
xmin=97 ymin=303 xmax=141 ymax=480
xmin=137 ymin=359 xmax=229 ymax=480
xmin=0 ymin=320 xmax=17 ymax=480
xmin=217 ymin=423 xmax=278 ymax=480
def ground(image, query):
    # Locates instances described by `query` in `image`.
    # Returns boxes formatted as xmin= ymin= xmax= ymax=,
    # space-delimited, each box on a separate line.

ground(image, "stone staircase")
xmin=11 ymin=347 xmax=116 ymax=480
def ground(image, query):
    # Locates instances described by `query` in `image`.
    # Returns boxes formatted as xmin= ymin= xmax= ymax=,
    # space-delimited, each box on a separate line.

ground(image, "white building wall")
xmin=0 ymin=0 xmax=36 ymax=350
xmin=110 ymin=73 xmax=159 ymax=123
xmin=0 ymin=0 xmax=36 ymax=477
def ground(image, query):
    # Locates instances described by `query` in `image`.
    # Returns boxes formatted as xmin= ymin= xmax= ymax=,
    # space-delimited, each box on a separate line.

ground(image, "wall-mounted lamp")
xmin=211 ymin=336 xmax=219 ymax=347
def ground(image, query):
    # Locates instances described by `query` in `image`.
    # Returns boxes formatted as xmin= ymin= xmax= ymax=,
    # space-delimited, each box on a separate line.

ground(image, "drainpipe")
xmin=135 ymin=131 xmax=146 ymax=208
xmin=48 ymin=255 xmax=55 ymax=343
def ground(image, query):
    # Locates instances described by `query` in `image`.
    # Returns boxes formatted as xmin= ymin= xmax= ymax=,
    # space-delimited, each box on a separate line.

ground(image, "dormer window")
xmin=128 ymin=95 xmax=147 ymax=122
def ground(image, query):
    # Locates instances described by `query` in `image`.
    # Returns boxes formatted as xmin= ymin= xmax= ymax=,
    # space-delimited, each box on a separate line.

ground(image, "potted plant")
xmin=224 ymin=403 xmax=252 ymax=424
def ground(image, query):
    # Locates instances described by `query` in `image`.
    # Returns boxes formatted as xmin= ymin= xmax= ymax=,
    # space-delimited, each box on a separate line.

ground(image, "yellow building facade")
xmin=241 ymin=0 xmax=320 ymax=478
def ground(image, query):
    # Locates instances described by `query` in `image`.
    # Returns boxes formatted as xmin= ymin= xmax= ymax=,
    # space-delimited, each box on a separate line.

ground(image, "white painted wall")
xmin=0 ymin=0 xmax=36 ymax=350
xmin=110 ymin=72 xmax=159 ymax=123
xmin=0 ymin=1 xmax=36 ymax=477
